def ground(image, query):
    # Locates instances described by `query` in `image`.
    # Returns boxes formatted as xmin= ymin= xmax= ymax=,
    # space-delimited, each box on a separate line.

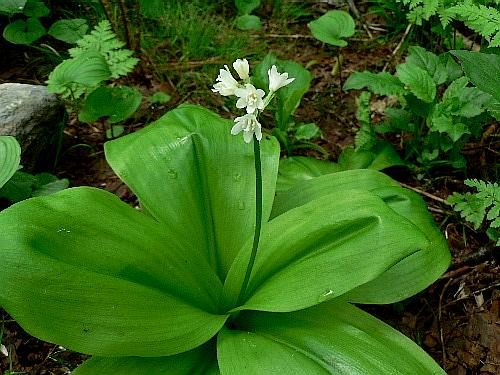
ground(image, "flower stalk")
xmin=237 ymin=137 xmax=263 ymax=305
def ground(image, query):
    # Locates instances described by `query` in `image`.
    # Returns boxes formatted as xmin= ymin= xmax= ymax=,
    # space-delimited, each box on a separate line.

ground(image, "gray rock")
xmin=0 ymin=83 xmax=65 ymax=172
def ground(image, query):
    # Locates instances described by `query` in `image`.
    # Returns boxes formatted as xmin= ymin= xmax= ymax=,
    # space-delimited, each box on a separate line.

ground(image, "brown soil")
xmin=1 ymin=2 xmax=499 ymax=374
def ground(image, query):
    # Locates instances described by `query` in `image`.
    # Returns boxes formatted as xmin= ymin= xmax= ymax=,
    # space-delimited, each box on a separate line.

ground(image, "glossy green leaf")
xmin=0 ymin=0 xmax=26 ymax=14
xmin=0 ymin=136 xmax=21 ymax=189
xmin=276 ymin=156 xmax=342 ymax=193
xmin=451 ymin=50 xmax=500 ymax=102
xmin=345 ymin=186 xmax=451 ymax=303
xmin=223 ymin=189 xmax=430 ymax=312
xmin=396 ymin=63 xmax=436 ymax=103
xmin=3 ymin=17 xmax=45 ymax=45
xmin=218 ymin=301 xmax=445 ymax=374
xmin=79 ymin=86 xmax=142 ymax=124
xmin=105 ymin=104 xmax=280 ymax=280
xmin=234 ymin=15 xmax=262 ymax=31
xmin=309 ymin=10 xmax=355 ymax=47
xmin=0 ymin=187 xmax=227 ymax=356
xmin=73 ymin=342 xmax=220 ymax=374
xmin=46 ymin=52 xmax=111 ymax=98
xmin=270 ymin=170 xmax=450 ymax=303
xmin=48 ymin=19 xmax=89 ymax=43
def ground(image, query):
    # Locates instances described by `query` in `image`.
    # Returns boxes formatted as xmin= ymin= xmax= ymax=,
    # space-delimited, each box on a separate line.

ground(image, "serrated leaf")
xmin=46 ymin=52 xmax=111 ymax=98
xmin=396 ymin=63 xmax=436 ymax=102
xmin=451 ymin=51 xmax=500 ymax=102
xmin=48 ymin=19 xmax=88 ymax=43
xmin=343 ymin=71 xmax=406 ymax=95
xmin=0 ymin=136 xmax=21 ymax=189
xmin=234 ymin=14 xmax=262 ymax=30
xmin=79 ymin=86 xmax=142 ymax=124
xmin=309 ymin=10 xmax=355 ymax=47
xmin=3 ymin=17 xmax=45 ymax=45
xmin=407 ymin=46 xmax=447 ymax=84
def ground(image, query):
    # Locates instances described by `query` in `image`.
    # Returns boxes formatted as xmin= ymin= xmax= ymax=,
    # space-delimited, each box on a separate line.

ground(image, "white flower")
xmin=233 ymin=58 xmax=250 ymax=80
xmin=231 ymin=113 xmax=262 ymax=143
xmin=234 ymin=83 xmax=265 ymax=114
xmin=268 ymin=65 xmax=294 ymax=92
xmin=212 ymin=65 xmax=239 ymax=96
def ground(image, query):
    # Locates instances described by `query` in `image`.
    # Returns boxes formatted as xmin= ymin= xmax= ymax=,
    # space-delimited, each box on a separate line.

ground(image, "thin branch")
xmin=383 ymin=24 xmax=412 ymax=72
xmin=400 ymin=182 xmax=449 ymax=205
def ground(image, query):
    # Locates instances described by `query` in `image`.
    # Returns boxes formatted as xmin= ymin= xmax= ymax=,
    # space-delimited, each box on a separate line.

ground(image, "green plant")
xmin=0 ymin=135 xmax=68 ymax=205
xmin=247 ymin=53 xmax=329 ymax=156
xmin=0 ymin=0 xmax=88 ymax=45
xmin=46 ymin=20 xmax=141 ymax=137
xmin=0 ymin=100 xmax=450 ymax=373
xmin=448 ymin=179 xmax=500 ymax=245
xmin=234 ymin=0 xmax=262 ymax=30
xmin=396 ymin=0 xmax=500 ymax=47
xmin=309 ymin=10 xmax=356 ymax=87
xmin=344 ymin=46 xmax=497 ymax=170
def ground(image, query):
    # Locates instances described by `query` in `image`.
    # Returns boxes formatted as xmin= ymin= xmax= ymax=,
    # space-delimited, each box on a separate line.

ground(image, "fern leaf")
xmin=448 ymin=3 xmax=500 ymax=47
xmin=354 ymin=92 xmax=376 ymax=150
xmin=447 ymin=192 xmax=486 ymax=229
xmin=68 ymin=20 xmax=138 ymax=78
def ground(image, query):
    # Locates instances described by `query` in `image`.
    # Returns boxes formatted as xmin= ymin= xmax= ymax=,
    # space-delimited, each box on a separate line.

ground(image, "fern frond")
xmin=447 ymin=3 xmax=500 ymax=47
xmin=354 ymin=92 xmax=376 ymax=151
xmin=68 ymin=20 xmax=138 ymax=78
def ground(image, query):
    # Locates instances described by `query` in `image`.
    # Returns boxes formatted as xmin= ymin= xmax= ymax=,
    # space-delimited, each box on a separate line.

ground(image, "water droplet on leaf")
xmin=319 ymin=289 xmax=334 ymax=302
xmin=167 ymin=169 xmax=178 ymax=179
xmin=233 ymin=173 xmax=242 ymax=182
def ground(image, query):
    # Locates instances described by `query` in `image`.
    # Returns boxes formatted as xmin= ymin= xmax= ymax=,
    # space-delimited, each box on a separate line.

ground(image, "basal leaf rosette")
xmin=0 ymin=105 xmax=449 ymax=374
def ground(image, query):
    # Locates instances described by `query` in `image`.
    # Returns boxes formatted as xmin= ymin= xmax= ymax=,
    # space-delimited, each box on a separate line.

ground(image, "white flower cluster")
xmin=212 ymin=59 xmax=294 ymax=143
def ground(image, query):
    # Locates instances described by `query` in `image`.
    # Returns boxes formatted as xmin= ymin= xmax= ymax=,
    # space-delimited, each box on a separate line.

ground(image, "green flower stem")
xmin=237 ymin=137 xmax=263 ymax=305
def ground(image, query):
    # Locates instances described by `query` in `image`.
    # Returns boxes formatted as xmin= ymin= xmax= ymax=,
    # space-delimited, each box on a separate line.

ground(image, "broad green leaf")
xmin=0 ymin=136 xmax=21 ymax=189
xmin=451 ymin=50 xmax=500 ymax=102
xmin=79 ymin=86 xmax=142 ymax=124
xmin=438 ymin=52 xmax=463 ymax=83
xmin=337 ymin=142 xmax=404 ymax=171
xmin=235 ymin=0 xmax=260 ymax=15
xmin=0 ymin=0 xmax=26 ymax=14
xmin=48 ymin=19 xmax=89 ymax=43
xmin=46 ymin=52 xmax=111 ymax=98
xmin=295 ymin=123 xmax=321 ymax=140
xmin=223 ymin=189 xmax=430 ymax=312
xmin=270 ymin=171 xmax=450 ymax=304
xmin=106 ymin=125 xmax=125 ymax=139
xmin=31 ymin=174 xmax=69 ymax=197
xmin=234 ymin=15 xmax=262 ymax=31
xmin=0 ymin=187 xmax=227 ymax=356
xmin=149 ymin=91 xmax=172 ymax=104
xmin=218 ymin=301 xmax=445 ymax=374
xmin=343 ymin=71 xmax=406 ymax=96
xmin=396 ymin=63 xmax=436 ymax=103
xmin=276 ymin=156 xmax=342 ymax=192
xmin=73 ymin=342 xmax=220 ymax=375
xmin=105 ymin=104 xmax=280 ymax=280
xmin=22 ymin=0 xmax=49 ymax=17
xmin=407 ymin=46 xmax=447 ymax=84
xmin=344 ymin=186 xmax=450 ymax=303
xmin=309 ymin=10 xmax=355 ymax=47
xmin=0 ymin=171 xmax=36 ymax=202
xmin=3 ymin=17 xmax=45 ymax=45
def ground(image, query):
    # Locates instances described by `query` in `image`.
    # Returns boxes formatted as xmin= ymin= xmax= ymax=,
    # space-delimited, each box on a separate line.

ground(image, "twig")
xmin=440 ymin=266 xmax=472 ymax=279
xmin=400 ymin=183 xmax=449 ymax=205
xmin=259 ymin=34 xmax=315 ymax=39
xmin=383 ymin=24 xmax=412 ymax=72
xmin=480 ymin=123 xmax=497 ymax=168
xmin=117 ymin=0 xmax=133 ymax=50
xmin=347 ymin=0 xmax=373 ymax=39
xmin=438 ymin=278 xmax=453 ymax=367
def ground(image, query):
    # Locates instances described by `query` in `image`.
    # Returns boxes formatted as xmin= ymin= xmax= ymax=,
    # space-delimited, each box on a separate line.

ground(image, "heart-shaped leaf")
xmin=309 ymin=10 xmax=355 ymax=47
xmin=3 ymin=17 xmax=45 ymax=45
xmin=48 ymin=18 xmax=89 ymax=43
